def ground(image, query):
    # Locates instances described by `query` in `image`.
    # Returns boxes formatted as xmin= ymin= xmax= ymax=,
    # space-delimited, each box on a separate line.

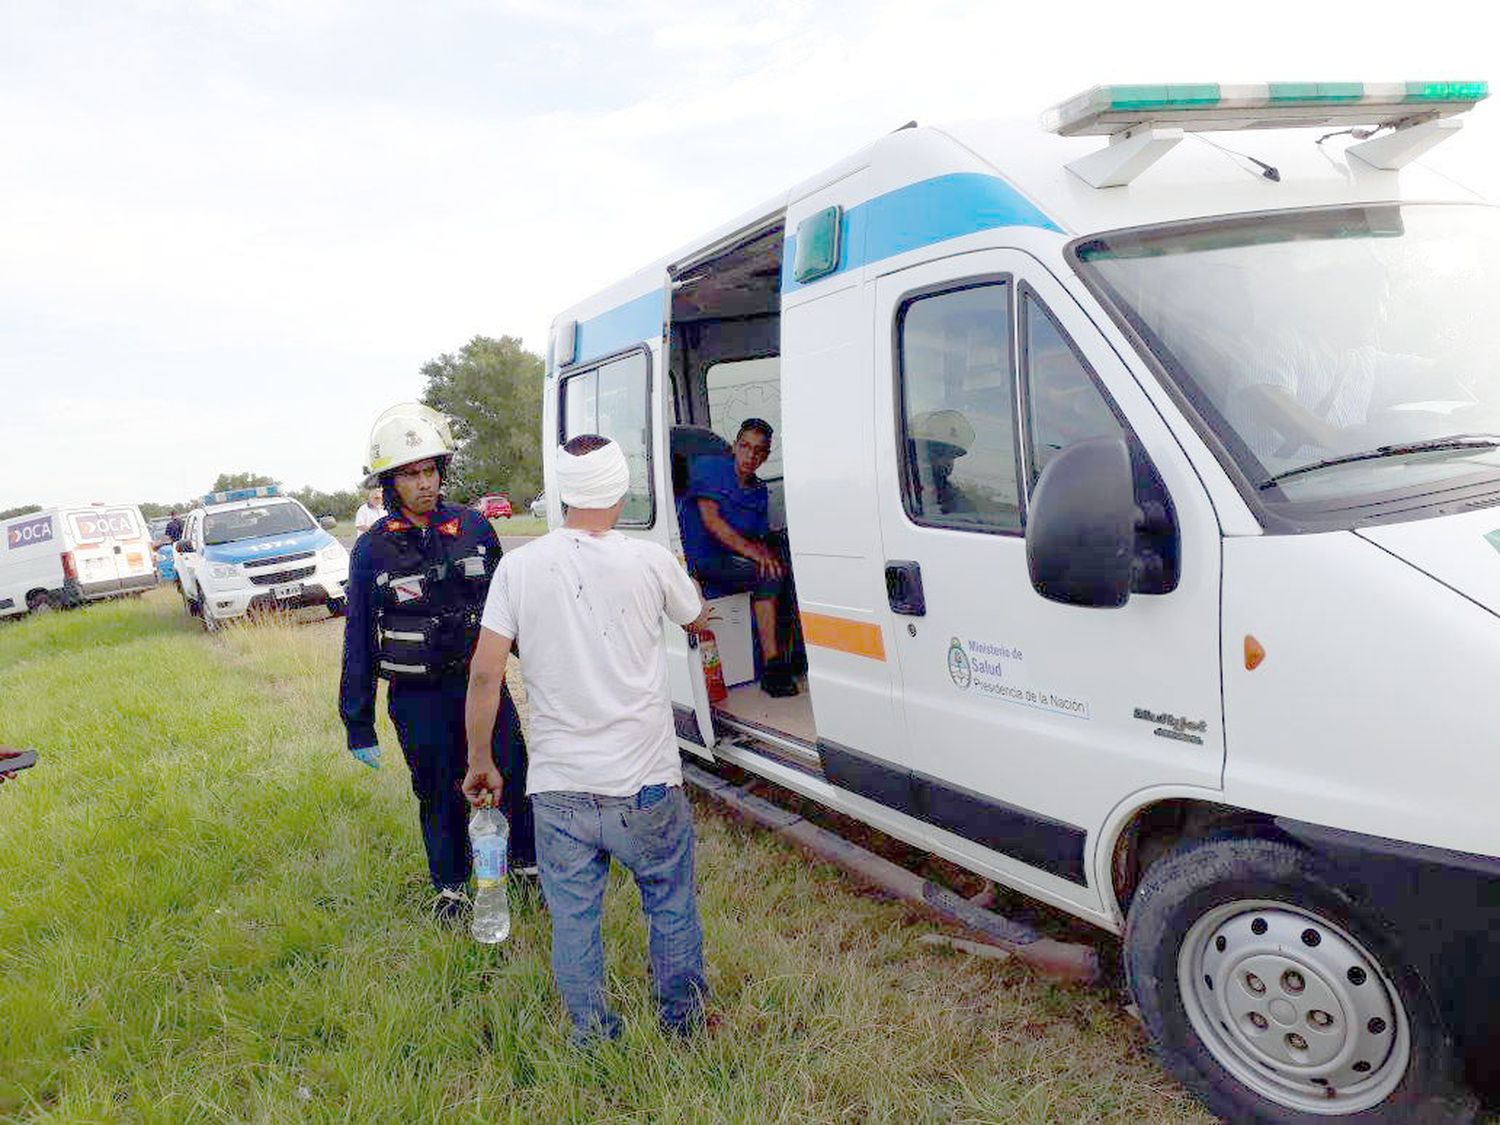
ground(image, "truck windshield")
xmin=203 ymin=502 xmax=313 ymax=545
xmin=1074 ymin=204 xmax=1500 ymax=513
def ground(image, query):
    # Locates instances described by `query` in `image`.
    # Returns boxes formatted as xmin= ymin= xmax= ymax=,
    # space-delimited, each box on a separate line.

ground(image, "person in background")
xmin=163 ymin=510 xmax=184 ymax=543
xmin=463 ymin=434 xmax=713 ymax=1046
xmin=678 ymin=417 xmax=797 ymax=697
xmin=340 ymin=402 xmax=535 ymax=925
xmin=353 ymin=488 xmax=386 ymax=537
xmin=908 ymin=409 xmax=978 ymax=516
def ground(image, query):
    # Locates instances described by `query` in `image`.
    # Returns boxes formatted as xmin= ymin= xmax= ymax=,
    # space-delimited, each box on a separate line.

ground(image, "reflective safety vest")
xmin=371 ymin=514 xmax=497 ymax=681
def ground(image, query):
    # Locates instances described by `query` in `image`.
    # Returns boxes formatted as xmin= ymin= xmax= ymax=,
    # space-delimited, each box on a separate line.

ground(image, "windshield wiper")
xmin=1257 ymin=434 xmax=1500 ymax=490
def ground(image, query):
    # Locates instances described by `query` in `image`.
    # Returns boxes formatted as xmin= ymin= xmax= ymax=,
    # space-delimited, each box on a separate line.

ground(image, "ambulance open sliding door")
xmin=871 ymin=249 xmax=1223 ymax=911
xmin=556 ymin=339 xmax=717 ymax=757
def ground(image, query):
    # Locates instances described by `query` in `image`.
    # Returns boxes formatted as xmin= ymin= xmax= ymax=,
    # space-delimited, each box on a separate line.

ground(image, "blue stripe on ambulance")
xmin=782 ymin=172 xmax=1062 ymax=293
xmin=569 ymin=172 xmax=1061 ymax=367
xmin=572 ymin=290 xmax=663 ymax=368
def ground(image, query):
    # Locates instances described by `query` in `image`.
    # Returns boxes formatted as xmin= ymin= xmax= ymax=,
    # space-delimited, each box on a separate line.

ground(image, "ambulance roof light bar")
xmin=1043 ymin=81 xmax=1488 ymax=187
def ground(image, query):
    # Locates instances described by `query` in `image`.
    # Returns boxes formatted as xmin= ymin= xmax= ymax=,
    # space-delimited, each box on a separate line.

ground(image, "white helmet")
xmin=363 ymin=402 xmax=457 ymax=487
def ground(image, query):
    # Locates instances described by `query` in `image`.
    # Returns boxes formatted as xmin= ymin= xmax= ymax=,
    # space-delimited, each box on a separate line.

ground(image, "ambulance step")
xmin=712 ymin=714 xmax=823 ymax=778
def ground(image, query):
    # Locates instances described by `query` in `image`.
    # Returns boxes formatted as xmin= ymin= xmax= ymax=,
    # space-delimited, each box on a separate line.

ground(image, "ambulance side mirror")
xmin=319 ymin=515 xmax=337 ymax=530
xmin=1025 ymin=437 xmax=1135 ymax=608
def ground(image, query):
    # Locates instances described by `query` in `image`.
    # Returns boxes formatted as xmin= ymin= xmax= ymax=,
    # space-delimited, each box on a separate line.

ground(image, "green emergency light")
xmin=1042 ymin=80 xmax=1488 ymax=136
xmin=1042 ymin=80 xmax=1488 ymax=187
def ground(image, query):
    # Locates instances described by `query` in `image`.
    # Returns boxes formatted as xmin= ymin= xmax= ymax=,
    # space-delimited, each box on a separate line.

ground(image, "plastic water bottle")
xmin=469 ymin=807 xmax=511 ymax=944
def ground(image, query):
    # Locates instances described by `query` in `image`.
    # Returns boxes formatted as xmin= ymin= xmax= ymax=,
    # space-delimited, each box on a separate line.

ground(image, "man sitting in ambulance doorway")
xmin=679 ymin=417 xmax=798 ymax=698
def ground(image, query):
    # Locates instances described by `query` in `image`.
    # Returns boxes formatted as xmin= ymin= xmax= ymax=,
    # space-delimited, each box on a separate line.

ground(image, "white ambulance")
xmin=0 ymin=504 xmax=156 ymax=618
xmin=544 ymin=82 xmax=1500 ymax=1120
xmin=173 ymin=486 xmax=350 ymax=631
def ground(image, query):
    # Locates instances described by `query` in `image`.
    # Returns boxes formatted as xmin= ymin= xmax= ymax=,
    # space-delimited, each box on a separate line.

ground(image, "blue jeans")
xmin=388 ymin=677 xmax=535 ymax=890
xmin=531 ymin=785 xmax=707 ymax=1041
xmin=691 ymin=550 xmax=783 ymax=601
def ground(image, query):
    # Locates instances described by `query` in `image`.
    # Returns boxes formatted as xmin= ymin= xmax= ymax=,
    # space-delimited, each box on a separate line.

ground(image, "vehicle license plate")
xmin=271 ymin=582 xmax=303 ymax=601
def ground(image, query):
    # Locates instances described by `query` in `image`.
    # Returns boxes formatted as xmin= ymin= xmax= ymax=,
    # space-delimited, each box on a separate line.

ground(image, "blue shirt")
xmin=680 ymin=454 xmax=768 ymax=572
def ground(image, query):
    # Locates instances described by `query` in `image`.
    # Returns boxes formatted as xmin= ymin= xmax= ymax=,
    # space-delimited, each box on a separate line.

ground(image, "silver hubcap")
xmin=1179 ymin=900 xmax=1410 ymax=1114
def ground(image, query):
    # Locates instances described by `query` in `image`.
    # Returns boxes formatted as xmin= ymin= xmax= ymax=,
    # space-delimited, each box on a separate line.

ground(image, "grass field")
xmin=0 ymin=590 xmax=1213 ymax=1123
xmin=492 ymin=514 xmax=548 ymax=538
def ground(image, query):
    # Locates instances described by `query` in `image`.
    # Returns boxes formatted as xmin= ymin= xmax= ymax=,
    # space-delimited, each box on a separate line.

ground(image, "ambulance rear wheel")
xmin=1125 ymin=835 xmax=1472 ymax=1123
xmin=26 ymin=590 xmax=54 ymax=614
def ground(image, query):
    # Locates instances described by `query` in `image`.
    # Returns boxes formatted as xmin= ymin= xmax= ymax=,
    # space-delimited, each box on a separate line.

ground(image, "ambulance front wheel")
xmin=25 ymin=590 xmax=55 ymax=614
xmin=326 ymin=597 xmax=346 ymax=618
xmin=1124 ymin=835 xmax=1473 ymax=1123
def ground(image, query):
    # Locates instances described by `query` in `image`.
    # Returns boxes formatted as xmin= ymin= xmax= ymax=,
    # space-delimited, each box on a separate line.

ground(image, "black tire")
xmin=326 ymin=598 xmax=346 ymax=618
xmin=1125 ymin=835 xmax=1473 ymax=1123
xmin=25 ymin=590 xmax=54 ymax=614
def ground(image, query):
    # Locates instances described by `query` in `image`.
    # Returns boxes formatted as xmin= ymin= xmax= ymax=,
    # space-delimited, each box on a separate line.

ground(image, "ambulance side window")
xmin=1021 ymin=291 xmax=1125 ymax=486
xmin=897 ymin=282 xmax=1021 ymax=534
xmin=560 ymin=349 xmax=654 ymax=527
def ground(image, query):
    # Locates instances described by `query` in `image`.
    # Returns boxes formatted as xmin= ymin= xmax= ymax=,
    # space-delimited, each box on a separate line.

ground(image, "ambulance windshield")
xmin=1076 ymin=204 xmax=1500 ymax=510
xmin=204 ymin=501 xmax=314 ymax=545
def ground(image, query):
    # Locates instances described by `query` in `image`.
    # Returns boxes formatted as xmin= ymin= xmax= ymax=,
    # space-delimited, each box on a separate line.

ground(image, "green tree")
xmin=289 ymin=485 xmax=364 ymax=521
xmin=209 ymin=472 xmax=280 ymax=493
xmin=138 ymin=500 xmax=193 ymax=518
xmin=420 ymin=335 xmax=543 ymax=502
xmin=0 ymin=504 xmax=42 ymax=521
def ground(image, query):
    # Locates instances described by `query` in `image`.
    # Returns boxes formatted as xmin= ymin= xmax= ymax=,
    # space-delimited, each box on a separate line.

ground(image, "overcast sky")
xmin=3 ymin=0 xmax=1497 ymax=511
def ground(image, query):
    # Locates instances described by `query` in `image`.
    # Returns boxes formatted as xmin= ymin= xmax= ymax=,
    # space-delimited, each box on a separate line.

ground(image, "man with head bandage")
xmin=464 ymin=435 xmax=714 ymax=1045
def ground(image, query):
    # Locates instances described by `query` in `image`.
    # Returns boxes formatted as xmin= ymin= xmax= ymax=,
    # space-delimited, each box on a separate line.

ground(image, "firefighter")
xmin=339 ymin=402 xmax=535 ymax=924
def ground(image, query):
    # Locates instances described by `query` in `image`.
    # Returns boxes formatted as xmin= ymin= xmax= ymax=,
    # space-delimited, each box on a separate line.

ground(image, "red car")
xmin=474 ymin=493 xmax=512 ymax=519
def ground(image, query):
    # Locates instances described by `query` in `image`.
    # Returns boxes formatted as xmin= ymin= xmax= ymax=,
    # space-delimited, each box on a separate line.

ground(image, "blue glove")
xmin=350 ymin=744 xmax=381 ymax=770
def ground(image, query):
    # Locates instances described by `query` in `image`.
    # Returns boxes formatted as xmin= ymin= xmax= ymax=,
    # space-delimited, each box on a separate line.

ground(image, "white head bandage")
xmin=556 ymin=440 xmax=630 ymax=509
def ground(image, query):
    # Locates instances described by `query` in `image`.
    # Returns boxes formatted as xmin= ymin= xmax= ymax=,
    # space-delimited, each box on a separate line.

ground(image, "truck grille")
xmin=244 ymin=550 xmax=316 ymax=570
xmin=248 ymin=565 xmax=317 ymax=587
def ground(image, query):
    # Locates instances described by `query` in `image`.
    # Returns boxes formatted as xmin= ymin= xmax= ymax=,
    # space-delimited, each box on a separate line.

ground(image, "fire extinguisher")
xmin=699 ymin=628 xmax=728 ymax=704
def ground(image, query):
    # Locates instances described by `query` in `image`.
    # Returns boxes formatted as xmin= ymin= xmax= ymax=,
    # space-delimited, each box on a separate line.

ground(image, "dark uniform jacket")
xmin=339 ymin=501 xmax=501 ymax=750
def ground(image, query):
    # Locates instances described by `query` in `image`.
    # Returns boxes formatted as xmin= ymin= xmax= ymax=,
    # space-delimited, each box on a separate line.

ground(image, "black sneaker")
xmin=431 ymin=887 xmax=472 ymax=926
xmin=760 ymin=660 xmax=800 ymax=698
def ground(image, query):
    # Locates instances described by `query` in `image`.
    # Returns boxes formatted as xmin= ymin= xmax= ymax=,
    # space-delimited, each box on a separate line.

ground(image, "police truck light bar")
xmin=203 ymin=485 xmax=280 ymax=505
xmin=1043 ymin=80 xmax=1488 ymax=187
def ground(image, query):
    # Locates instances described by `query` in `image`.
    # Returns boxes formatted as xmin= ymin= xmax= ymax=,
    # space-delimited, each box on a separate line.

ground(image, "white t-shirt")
xmin=353 ymin=502 xmax=385 ymax=534
xmin=480 ymin=528 xmax=703 ymax=797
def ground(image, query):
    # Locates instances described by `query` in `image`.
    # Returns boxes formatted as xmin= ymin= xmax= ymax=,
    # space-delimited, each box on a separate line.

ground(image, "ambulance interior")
xmin=666 ymin=222 xmax=818 ymax=750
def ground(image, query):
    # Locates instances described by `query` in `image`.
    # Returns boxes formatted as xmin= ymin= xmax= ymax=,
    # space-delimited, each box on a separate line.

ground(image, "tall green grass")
xmin=0 ymin=591 xmax=1210 ymax=1122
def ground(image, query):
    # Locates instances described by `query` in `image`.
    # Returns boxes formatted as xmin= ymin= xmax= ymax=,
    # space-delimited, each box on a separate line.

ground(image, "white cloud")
xmin=2 ymin=0 xmax=1498 ymax=509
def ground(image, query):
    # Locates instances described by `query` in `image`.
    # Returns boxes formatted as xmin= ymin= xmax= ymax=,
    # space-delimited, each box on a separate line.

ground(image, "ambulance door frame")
xmin=646 ymin=297 xmax=721 ymax=761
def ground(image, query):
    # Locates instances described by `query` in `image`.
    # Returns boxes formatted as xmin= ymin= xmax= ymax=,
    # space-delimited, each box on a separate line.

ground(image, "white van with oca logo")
xmin=1 ymin=503 xmax=156 ymax=617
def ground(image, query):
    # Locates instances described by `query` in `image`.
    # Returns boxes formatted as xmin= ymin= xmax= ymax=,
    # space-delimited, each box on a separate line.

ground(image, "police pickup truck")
xmin=174 ymin=487 xmax=349 ymax=630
